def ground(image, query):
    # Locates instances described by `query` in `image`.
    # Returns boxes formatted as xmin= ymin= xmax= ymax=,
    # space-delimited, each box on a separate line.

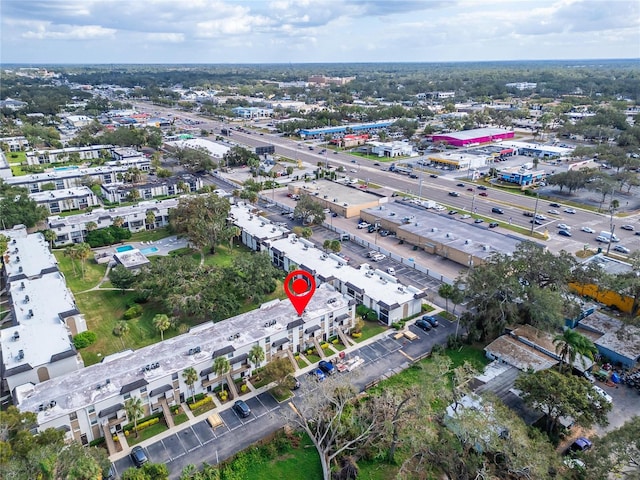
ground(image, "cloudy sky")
xmin=1 ymin=0 xmax=638 ymax=64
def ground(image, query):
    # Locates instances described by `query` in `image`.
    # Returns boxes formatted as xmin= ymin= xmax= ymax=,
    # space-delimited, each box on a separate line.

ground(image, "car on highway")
xmin=460 ymin=214 xmax=471 ymax=219
xmin=130 ymin=446 xmax=148 ymax=468
xmin=350 ymin=169 xmax=357 ymax=173
xmin=479 ymin=192 xmax=488 ymax=197
xmin=374 ymin=162 xmax=381 ymax=166
xmin=489 ymin=222 xmax=499 ymax=228
xmin=620 ymin=225 xmax=635 ymax=231
xmin=613 ymin=245 xmax=631 ymax=254
xmin=448 ymin=191 xmax=460 ymax=197
xmin=477 ymin=185 xmax=488 ymax=190
xmin=530 ymin=219 xmax=543 ymax=225
xmin=318 ymin=360 xmax=336 ymax=375
xmin=557 ymin=223 xmax=571 ymax=230
xmin=535 ymin=214 xmax=547 ymax=220
xmin=448 ymin=210 xmax=458 ymax=215
xmin=581 ymin=226 xmax=595 ymax=233
xmin=549 ymin=202 xmax=561 ymax=208
xmin=558 ymin=229 xmax=572 ymax=237
xmin=456 ymin=183 xmax=465 ymax=187
xmin=422 ymin=315 xmax=439 ymax=327
xmin=430 ymin=174 xmax=439 ymax=178
xmin=491 ymin=207 xmax=504 ymax=214
xmin=467 ymin=188 xmax=474 ymax=192
xmin=415 ymin=318 xmax=432 ymax=331
xmin=233 ymin=400 xmax=252 ymax=418
xmin=548 ymin=209 xmax=560 ymax=214
xmin=564 ymin=208 xmax=577 ymax=214
xmin=474 ymin=218 xmax=484 ymax=223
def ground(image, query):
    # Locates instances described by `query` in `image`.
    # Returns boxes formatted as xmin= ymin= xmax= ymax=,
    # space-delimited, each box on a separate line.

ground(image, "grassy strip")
xmin=125 ymin=422 xmax=168 ymax=446
xmin=353 ymin=323 xmax=388 ymax=343
xmin=190 ymin=401 xmax=216 ymax=417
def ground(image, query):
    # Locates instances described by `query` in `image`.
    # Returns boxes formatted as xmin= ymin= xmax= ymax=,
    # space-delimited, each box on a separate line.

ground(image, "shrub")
xmin=240 ymin=384 xmax=249 ymax=394
xmin=188 ymin=395 xmax=213 ymax=410
xmin=73 ymin=331 xmax=97 ymax=349
xmin=321 ymin=342 xmax=330 ymax=349
xmin=218 ymin=391 xmax=228 ymax=402
xmin=351 ymin=332 xmax=362 ymax=338
xmin=123 ymin=304 xmax=143 ymax=320
xmin=332 ymin=339 xmax=340 ymax=345
xmin=391 ymin=321 xmax=406 ymax=331
xmin=89 ymin=437 xmax=105 ymax=447
xmin=187 ymin=392 xmax=207 ymax=404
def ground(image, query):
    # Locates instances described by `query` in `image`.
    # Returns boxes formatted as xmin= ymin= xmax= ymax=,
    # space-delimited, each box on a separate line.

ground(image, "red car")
xmin=479 ymin=192 xmax=488 ymax=197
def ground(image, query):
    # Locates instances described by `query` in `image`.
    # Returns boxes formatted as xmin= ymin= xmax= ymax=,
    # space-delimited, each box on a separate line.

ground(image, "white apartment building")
xmin=26 ymin=145 xmax=112 ymax=166
xmin=0 ymin=136 xmax=30 ymax=152
xmin=1 ymin=226 xmax=86 ymax=400
xmin=15 ymin=284 xmax=354 ymax=444
xmin=30 ymin=186 xmax=100 ymax=214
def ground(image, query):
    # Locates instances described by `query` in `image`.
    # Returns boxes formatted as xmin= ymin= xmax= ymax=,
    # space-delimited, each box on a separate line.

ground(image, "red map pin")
xmin=284 ymin=270 xmax=316 ymax=316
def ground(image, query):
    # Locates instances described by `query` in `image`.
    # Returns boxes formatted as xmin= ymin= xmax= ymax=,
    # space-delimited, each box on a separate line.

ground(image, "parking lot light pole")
xmin=530 ymin=192 xmax=540 ymax=235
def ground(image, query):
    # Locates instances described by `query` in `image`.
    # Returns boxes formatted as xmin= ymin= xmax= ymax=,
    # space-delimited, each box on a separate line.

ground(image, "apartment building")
xmin=14 ymin=284 xmax=354 ymax=444
xmin=0 ymin=225 xmax=85 ymax=400
xmin=30 ymin=186 xmax=100 ymax=214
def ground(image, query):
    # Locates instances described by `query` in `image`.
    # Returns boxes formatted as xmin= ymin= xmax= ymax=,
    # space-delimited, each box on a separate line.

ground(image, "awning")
xmin=212 ymin=345 xmax=235 ymax=358
xmin=287 ymin=318 xmax=304 ymax=329
xmin=150 ymin=384 xmax=172 ymax=397
xmin=120 ymin=378 xmax=148 ymax=395
xmin=56 ymin=424 xmax=71 ymax=432
xmin=98 ymin=403 xmax=123 ymax=418
xmin=305 ymin=325 xmax=321 ymax=334
xmin=345 ymin=282 xmax=363 ymax=294
xmin=232 ymin=353 xmax=248 ymax=364
xmin=200 ymin=366 xmax=214 ymax=377
xmin=272 ymin=337 xmax=290 ymax=347
xmin=335 ymin=313 xmax=350 ymax=324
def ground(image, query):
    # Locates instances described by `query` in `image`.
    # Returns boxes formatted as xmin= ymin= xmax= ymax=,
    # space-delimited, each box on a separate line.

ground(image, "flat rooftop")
xmin=267 ymin=235 xmax=422 ymax=310
xmin=293 ymin=179 xmax=383 ymax=209
xmin=4 ymin=165 xmax=135 ymax=185
xmin=1 ymin=272 xmax=78 ymax=373
xmin=2 ymin=227 xmax=58 ymax=279
xmin=48 ymin=197 xmax=182 ymax=229
xmin=500 ymin=141 xmax=574 ymax=156
xmin=113 ymin=248 xmax=150 ymax=269
xmin=16 ymin=284 xmax=348 ymax=422
xmin=363 ymin=201 xmax=524 ymax=259
xmin=166 ymin=138 xmax=230 ymax=158
xmin=579 ymin=311 xmax=640 ymax=362
xmin=436 ymin=127 xmax=512 ymax=140
xmin=578 ymin=253 xmax=634 ymax=276
xmin=230 ymin=203 xmax=289 ymax=241
xmin=485 ymin=335 xmax=557 ymax=372
xmin=30 ymin=186 xmax=94 ymax=203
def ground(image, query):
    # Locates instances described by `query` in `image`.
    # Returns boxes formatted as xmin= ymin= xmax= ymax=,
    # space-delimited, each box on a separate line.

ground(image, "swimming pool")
xmin=53 ymin=166 xmax=80 ymax=171
xmin=140 ymin=247 xmax=159 ymax=255
xmin=115 ymin=245 xmax=134 ymax=253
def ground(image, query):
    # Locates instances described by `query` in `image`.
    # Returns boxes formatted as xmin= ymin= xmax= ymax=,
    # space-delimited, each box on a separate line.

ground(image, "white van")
xmin=340 ymin=233 xmax=350 ymax=241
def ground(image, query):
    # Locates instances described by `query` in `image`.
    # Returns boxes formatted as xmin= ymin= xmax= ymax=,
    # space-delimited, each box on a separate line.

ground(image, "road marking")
xmin=399 ymin=350 xmax=415 ymax=362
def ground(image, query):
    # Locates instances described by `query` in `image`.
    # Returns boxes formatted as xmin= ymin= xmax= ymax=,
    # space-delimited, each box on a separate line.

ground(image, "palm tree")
xmin=553 ymin=329 xmax=597 ymax=373
xmin=182 ymin=367 xmax=198 ymax=404
xmin=43 ymin=229 xmax=56 ymax=250
xmin=86 ymin=221 xmax=98 ymax=232
xmin=248 ymin=345 xmax=265 ymax=369
xmin=153 ymin=314 xmax=171 ymax=341
xmin=64 ymin=245 xmax=78 ymax=276
xmin=124 ymin=396 xmax=145 ymax=438
xmin=213 ymin=356 xmax=231 ymax=394
xmin=113 ymin=216 xmax=125 ymax=228
xmin=75 ymin=242 xmax=91 ymax=279
xmin=145 ymin=210 xmax=156 ymax=230
xmin=438 ymin=283 xmax=454 ymax=312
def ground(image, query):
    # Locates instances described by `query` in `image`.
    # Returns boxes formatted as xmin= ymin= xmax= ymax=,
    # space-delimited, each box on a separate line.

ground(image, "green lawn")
xmin=445 ymin=344 xmax=491 ymax=370
xmin=190 ymin=401 xmax=216 ymax=417
xmin=354 ymin=323 xmax=388 ymax=343
xmin=53 ymin=251 xmax=107 ymax=292
xmin=129 ymin=228 xmax=173 ymax=243
xmin=6 ymin=151 xmax=27 ymax=164
xmin=173 ymin=413 xmax=189 ymax=425
xmin=241 ymin=434 xmax=322 ymax=480
xmin=125 ymin=422 xmax=169 ymax=446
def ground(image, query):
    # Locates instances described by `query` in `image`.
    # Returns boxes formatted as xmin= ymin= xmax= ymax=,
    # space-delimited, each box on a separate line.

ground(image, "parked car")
xmin=309 ymin=368 xmax=326 ymax=382
xmin=291 ymin=378 xmax=301 ymax=390
xmin=548 ymin=209 xmax=560 ymax=214
xmin=357 ymin=222 xmax=370 ymax=229
xmin=566 ymin=437 xmax=592 ymax=454
xmin=130 ymin=446 xmax=148 ymax=468
xmin=474 ymin=218 xmax=484 ymax=224
xmin=620 ymin=225 xmax=635 ymax=231
xmin=233 ymin=400 xmax=251 ymax=418
xmin=422 ymin=315 xmax=439 ymax=327
xmin=592 ymin=385 xmax=613 ymax=404
xmin=613 ymin=245 xmax=630 ymax=254
xmin=581 ymin=226 xmax=595 ymax=233
xmin=387 ymin=267 xmax=396 ymax=275
xmin=491 ymin=207 xmax=504 ymax=214
xmin=318 ymin=360 xmax=336 ymax=375
xmin=448 ymin=210 xmax=458 ymax=215
xmin=535 ymin=214 xmax=547 ymax=220
xmin=558 ymin=229 xmax=572 ymax=237
xmin=415 ymin=318 xmax=432 ymax=331
xmin=479 ymin=192 xmax=488 ymax=197
xmin=564 ymin=208 xmax=577 ymax=214
xmin=489 ymin=222 xmax=499 ymax=228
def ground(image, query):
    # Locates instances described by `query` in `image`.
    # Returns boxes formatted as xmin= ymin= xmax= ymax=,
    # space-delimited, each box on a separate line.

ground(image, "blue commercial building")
xmin=299 ymin=121 xmax=394 ymax=139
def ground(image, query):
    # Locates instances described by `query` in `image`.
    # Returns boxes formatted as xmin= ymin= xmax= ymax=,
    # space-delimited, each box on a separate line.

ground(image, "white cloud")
xmin=21 ymin=23 xmax=116 ymax=40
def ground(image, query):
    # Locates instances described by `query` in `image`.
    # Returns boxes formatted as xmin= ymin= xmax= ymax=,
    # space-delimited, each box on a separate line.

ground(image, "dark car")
xmin=456 ymin=183 xmax=465 ymax=187
xmin=558 ymin=229 xmax=572 ymax=237
xmin=430 ymin=174 xmax=439 ymax=178
xmin=415 ymin=318 xmax=432 ymax=331
xmin=489 ymin=222 xmax=499 ymax=228
xmin=290 ymin=377 xmax=301 ymax=390
xmin=474 ymin=218 xmax=484 ymax=224
xmin=477 ymin=185 xmax=488 ymax=190
xmin=309 ymin=368 xmax=326 ymax=382
xmin=422 ymin=315 xmax=439 ymax=327
xmin=567 ymin=437 xmax=592 ymax=454
xmin=530 ymin=219 xmax=543 ymax=225
xmin=318 ymin=360 xmax=336 ymax=375
xmin=491 ymin=207 xmax=504 ymax=214
xmin=448 ymin=191 xmax=460 ymax=197
xmin=374 ymin=162 xmax=381 ymax=166
xmin=620 ymin=225 xmax=635 ymax=231
xmin=549 ymin=202 xmax=561 ymax=208
xmin=409 ymin=173 xmax=419 ymax=179
xmin=479 ymin=192 xmax=488 ymax=197
xmin=232 ymin=399 xmax=251 ymax=418
xmin=130 ymin=446 xmax=148 ymax=468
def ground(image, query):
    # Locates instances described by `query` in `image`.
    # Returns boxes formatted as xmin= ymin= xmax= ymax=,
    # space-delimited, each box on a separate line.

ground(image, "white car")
xmin=592 ymin=385 xmax=613 ymax=404
xmin=564 ymin=208 xmax=577 ymax=214
xmin=534 ymin=214 xmax=547 ymax=220
xmin=557 ymin=223 xmax=571 ymax=230
xmin=581 ymin=226 xmax=595 ymax=233
xmin=387 ymin=267 xmax=395 ymax=275
xmin=460 ymin=214 xmax=471 ymax=219
xmin=548 ymin=209 xmax=560 ymax=215
xmin=613 ymin=245 xmax=631 ymax=254
xmin=357 ymin=222 xmax=370 ymax=229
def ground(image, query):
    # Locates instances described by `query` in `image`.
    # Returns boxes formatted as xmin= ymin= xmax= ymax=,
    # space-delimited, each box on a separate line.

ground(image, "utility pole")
xmin=529 ymin=192 xmax=540 ymax=235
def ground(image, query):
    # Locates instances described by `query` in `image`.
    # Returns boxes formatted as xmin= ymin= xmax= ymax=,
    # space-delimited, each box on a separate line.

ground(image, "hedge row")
xmin=188 ymin=395 xmax=213 ymax=411
xmin=122 ymin=412 xmax=163 ymax=432
xmin=124 ymin=417 xmax=159 ymax=434
xmin=186 ymin=392 xmax=207 ymax=404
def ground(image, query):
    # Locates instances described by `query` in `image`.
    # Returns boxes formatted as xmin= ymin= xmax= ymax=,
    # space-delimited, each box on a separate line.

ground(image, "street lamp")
xmin=529 ymin=192 xmax=540 ymax=235
xmin=470 ymin=192 xmax=476 ymax=215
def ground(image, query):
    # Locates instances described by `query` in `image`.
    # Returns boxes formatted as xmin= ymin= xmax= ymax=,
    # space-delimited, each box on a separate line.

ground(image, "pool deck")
xmin=94 ymin=235 xmax=190 ymax=261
